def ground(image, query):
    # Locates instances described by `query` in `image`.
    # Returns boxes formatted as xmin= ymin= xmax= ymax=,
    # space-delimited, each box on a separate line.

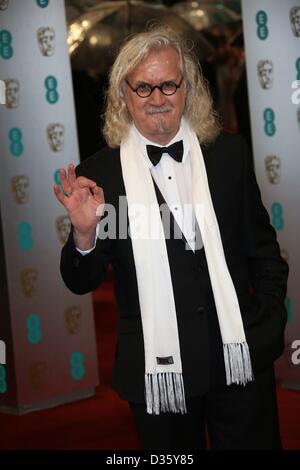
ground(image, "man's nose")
xmin=149 ymin=87 xmax=166 ymax=105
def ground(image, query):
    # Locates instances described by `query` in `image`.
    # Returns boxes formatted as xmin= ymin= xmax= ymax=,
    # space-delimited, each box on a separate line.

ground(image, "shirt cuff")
xmin=75 ymin=225 xmax=99 ymax=256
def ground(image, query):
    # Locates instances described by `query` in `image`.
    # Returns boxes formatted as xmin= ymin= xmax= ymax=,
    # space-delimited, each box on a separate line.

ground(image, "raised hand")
xmin=53 ymin=163 xmax=105 ymax=249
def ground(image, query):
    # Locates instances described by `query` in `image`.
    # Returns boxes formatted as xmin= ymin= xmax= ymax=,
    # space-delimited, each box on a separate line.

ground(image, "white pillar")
xmin=0 ymin=0 xmax=99 ymax=413
xmin=242 ymin=0 xmax=300 ymax=387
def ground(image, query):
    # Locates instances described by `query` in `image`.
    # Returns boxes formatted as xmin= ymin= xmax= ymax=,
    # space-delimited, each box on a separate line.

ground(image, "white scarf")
xmin=120 ymin=119 xmax=253 ymax=415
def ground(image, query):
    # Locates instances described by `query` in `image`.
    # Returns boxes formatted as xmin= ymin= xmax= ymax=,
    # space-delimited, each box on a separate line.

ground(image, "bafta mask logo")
xmin=29 ymin=361 xmax=47 ymax=390
xmin=0 ymin=79 xmax=5 ymax=104
xmin=5 ymin=79 xmax=19 ymax=109
xmin=20 ymin=268 xmax=38 ymax=298
xmin=11 ymin=175 xmax=29 ymax=204
xmin=64 ymin=306 xmax=82 ymax=335
xmin=0 ymin=0 xmax=9 ymax=10
xmin=265 ymin=155 xmax=281 ymax=184
xmin=257 ymin=60 xmax=273 ymax=89
xmin=280 ymin=249 xmax=289 ymax=263
xmin=290 ymin=6 xmax=300 ymax=37
xmin=56 ymin=215 xmax=71 ymax=244
xmin=37 ymin=27 xmax=55 ymax=56
xmin=47 ymin=123 xmax=65 ymax=152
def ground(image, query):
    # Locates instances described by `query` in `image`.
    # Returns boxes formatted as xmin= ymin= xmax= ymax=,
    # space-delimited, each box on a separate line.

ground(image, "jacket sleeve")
xmin=60 ymin=227 xmax=112 ymax=295
xmin=59 ymin=161 xmax=113 ymax=295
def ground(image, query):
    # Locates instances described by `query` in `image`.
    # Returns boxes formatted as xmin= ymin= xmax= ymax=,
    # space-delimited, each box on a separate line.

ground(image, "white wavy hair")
xmin=103 ymin=26 xmax=220 ymax=147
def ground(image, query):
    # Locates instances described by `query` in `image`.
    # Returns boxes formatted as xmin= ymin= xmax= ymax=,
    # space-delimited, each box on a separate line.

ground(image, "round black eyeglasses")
xmin=125 ymin=76 xmax=184 ymax=98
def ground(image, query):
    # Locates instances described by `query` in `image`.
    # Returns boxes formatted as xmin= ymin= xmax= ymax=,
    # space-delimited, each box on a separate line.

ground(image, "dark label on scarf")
xmin=156 ymin=356 xmax=174 ymax=365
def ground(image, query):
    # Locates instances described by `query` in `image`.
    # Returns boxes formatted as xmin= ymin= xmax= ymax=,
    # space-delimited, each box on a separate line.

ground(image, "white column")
xmin=0 ymin=0 xmax=99 ymax=413
xmin=242 ymin=0 xmax=300 ymax=387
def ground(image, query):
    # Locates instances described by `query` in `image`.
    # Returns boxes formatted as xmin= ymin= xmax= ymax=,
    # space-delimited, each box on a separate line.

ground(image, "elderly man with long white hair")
xmin=55 ymin=26 xmax=288 ymax=450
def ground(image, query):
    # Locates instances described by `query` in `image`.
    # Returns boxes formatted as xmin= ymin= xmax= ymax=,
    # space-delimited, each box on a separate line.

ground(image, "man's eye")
xmin=137 ymin=84 xmax=151 ymax=93
xmin=162 ymin=81 xmax=176 ymax=92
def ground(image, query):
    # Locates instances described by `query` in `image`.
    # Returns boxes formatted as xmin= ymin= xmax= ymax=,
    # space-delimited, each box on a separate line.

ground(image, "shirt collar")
xmin=132 ymin=118 xmax=190 ymax=168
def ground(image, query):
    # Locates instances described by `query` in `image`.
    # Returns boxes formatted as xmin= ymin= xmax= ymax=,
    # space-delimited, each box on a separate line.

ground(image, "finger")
xmin=68 ymin=163 xmax=77 ymax=188
xmin=76 ymin=176 xmax=97 ymax=189
xmin=53 ymin=183 xmax=67 ymax=205
xmin=91 ymin=185 xmax=104 ymax=203
xmin=59 ymin=168 xmax=73 ymax=195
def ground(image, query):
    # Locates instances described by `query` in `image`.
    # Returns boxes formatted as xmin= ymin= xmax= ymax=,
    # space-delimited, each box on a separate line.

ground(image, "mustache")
xmin=145 ymin=104 xmax=173 ymax=115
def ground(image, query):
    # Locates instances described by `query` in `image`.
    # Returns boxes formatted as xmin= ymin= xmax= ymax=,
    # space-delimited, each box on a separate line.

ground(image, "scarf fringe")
xmin=223 ymin=342 xmax=254 ymax=386
xmin=145 ymin=373 xmax=187 ymax=415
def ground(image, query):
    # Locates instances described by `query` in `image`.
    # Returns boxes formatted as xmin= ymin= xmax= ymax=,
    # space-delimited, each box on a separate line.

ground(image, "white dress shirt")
xmin=133 ymin=123 xmax=198 ymax=251
xmin=77 ymin=120 xmax=201 ymax=254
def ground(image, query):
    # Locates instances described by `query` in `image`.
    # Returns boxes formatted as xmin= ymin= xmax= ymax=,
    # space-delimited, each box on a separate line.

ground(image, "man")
xmin=54 ymin=27 xmax=288 ymax=450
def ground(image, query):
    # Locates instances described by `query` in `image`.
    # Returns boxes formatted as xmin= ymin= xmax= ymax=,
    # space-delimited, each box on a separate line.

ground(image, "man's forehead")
xmin=129 ymin=48 xmax=180 ymax=79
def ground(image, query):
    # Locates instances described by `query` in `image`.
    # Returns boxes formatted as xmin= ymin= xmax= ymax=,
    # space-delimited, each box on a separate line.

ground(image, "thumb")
xmin=91 ymin=185 xmax=104 ymax=202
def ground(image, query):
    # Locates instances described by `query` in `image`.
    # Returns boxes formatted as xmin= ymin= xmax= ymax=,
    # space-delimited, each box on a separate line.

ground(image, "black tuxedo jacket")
xmin=60 ymin=132 xmax=288 ymax=403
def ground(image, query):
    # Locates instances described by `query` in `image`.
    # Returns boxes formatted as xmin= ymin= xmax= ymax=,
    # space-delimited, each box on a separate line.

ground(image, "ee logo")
xmin=17 ymin=221 xmax=33 ymax=251
xmin=285 ymin=297 xmax=293 ymax=323
xmin=26 ymin=314 xmax=42 ymax=345
xmin=256 ymin=10 xmax=269 ymax=40
xmin=70 ymin=352 xmax=86 ymax=381
xmin=36 ymin=0 xmax=49 ymax=7
xmin=0 ymin=365 xmax=7 ymax=394
xmin=296 ymin=58 xmax=300 ymax=81
xmin=263 ymin=108 xmax=276 ymax=136
xmin=271 ymin=202 xmax=284 ymax=231
xmin=45 ymin=76 xmax=59 ymax=104
xmin=8 ymin=128 xmax=24 ymax=157
xmin=0 ymin=30 xmax=13 ymax=59
xmin=54 ymin=169 xmax=62 ymax=191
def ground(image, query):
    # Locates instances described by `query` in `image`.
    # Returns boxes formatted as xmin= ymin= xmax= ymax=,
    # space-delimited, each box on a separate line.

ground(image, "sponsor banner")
xmin=0 ymin=0 xmax=98 ymax=410
xmin=242 ymin=0 xmax=300 ymax=385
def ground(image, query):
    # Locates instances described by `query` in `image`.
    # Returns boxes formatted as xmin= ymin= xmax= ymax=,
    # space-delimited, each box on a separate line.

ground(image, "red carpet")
xmin=0 ymin=274 xmax=299 ymax=450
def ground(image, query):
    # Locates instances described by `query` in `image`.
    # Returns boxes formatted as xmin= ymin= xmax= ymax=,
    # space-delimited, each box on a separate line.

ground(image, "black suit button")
xmin=196 ymin=306 xmax=205 ymax=315
xmin=73 ymin=257 xmax=80 ymax=268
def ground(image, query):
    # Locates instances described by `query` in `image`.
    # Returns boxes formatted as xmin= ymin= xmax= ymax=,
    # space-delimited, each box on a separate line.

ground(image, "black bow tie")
xmin=146 ymin=140 xmax=184 ymax=166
